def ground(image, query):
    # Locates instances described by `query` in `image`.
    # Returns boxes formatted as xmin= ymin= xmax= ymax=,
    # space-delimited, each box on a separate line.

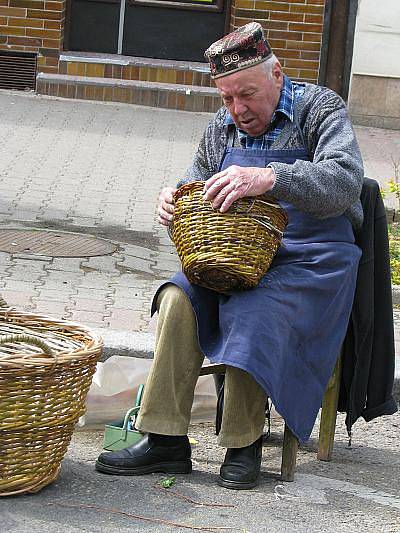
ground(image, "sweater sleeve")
xmin=177 ymin=107 xmax=227 ymax=188
xmin=269 ymin=89 xmax=364 ymax=219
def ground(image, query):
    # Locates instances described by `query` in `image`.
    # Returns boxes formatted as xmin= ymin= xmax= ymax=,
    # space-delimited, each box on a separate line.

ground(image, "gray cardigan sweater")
xmin=181 ymin=83 xmax=364 ymax=229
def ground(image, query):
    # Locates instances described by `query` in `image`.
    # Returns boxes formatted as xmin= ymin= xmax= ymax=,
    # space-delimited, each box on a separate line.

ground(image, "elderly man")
xmin=96 ymin=22 xmax=363 ymax=490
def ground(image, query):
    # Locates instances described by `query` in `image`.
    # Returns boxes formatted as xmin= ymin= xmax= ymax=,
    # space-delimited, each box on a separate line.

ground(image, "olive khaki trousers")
xmin=135 ymin=284 xmax=267 ymax=448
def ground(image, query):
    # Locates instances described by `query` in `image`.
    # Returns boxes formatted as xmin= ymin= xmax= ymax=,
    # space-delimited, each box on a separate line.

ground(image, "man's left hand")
xmin=203 ymin=165 xmax=276 ymax=212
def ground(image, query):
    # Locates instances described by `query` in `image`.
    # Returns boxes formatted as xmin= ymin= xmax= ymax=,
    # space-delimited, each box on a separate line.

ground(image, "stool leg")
xmin=213 ymin=373 xmax=225 ymax=396
xmin=317 ymin=355 xmax=342 ymax=461
xmin=281 ymin=423 xmax=298 ymax=482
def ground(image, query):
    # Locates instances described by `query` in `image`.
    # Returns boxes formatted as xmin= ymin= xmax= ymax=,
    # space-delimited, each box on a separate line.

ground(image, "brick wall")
xmin=230 ymin=0 xmax=326 ymax=83
xmin=0 ymin=1 xmax=326 ymax=83
xmin=0 ymin=0 xmax=66 ymax=74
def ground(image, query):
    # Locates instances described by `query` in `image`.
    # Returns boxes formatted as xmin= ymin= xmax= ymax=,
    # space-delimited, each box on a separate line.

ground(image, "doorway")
xmin=66 ymin=0 xmax=230 ymax=62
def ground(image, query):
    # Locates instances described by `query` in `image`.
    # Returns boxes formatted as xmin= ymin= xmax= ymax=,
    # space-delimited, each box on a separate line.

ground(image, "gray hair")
xmin=261 ymin=54 xmax=279 ymax=79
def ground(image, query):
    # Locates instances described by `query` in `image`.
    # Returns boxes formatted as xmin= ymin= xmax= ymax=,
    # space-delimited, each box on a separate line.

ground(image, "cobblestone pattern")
xmin=0 ymin=91 xmax=208 ymax=332
xmin=0 ymin=91 xmax=399 ymax=349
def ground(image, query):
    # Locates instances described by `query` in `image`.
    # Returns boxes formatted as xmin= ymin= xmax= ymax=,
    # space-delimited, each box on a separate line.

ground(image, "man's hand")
xmin=157 ymin=187 xmax=177 ymax=226
xmin=202 ymin=165 xmax=276 ymax=212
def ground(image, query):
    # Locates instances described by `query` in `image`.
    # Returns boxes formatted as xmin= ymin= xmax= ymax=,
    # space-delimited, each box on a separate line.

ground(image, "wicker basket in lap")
xmin=170 ymin=181 xmax=288 ymax=292
xmin=0 ymin=300 xmax=102 ymax=496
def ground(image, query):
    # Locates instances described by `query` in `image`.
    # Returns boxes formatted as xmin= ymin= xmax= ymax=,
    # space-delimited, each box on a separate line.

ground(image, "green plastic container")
xmin=102 ymin=385 xmax=144 ymax=451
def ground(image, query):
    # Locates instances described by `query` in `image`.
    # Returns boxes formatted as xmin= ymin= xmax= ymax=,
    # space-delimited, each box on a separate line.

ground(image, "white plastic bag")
xmin=80 ymin=356 xmax=217 ymax=428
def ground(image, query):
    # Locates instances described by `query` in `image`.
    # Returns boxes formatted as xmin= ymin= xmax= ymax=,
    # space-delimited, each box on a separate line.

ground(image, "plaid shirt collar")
xmin=223 ymin=75 xmax=295 ymax=133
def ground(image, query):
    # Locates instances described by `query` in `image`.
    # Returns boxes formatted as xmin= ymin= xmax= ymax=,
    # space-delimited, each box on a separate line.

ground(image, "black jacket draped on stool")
xmin=340 ymin=178 xmax=398 ymax=435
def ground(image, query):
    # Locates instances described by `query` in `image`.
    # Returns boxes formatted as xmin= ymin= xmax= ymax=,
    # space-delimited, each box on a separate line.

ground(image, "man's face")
xmin=215 ymin=61 xmax=284 ymax=137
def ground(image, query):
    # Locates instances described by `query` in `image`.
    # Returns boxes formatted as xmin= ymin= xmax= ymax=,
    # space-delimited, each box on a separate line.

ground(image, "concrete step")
xmin=36 ymin=73 xmax=221 ymax=112
xmin=58 ymin=51 xmax=213 ymax=88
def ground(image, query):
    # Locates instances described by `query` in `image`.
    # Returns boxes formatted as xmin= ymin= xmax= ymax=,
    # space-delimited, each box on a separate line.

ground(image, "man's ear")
xmin=272 ymin=61 xmax=283 ymax=88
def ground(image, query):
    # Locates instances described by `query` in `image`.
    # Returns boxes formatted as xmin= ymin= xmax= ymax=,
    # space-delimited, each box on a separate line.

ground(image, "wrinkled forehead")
xmin=215 ymin=63 xmax=268 ymax=93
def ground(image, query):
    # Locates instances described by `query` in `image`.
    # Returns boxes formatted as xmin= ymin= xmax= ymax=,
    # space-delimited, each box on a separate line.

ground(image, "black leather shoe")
xmin=218 ymin=437 xmax=262 ymax=490
xmin=95 ymin=433 xmax=192 ymax=475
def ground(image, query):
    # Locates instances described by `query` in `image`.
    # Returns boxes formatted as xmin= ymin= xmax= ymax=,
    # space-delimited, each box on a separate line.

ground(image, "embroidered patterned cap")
xmin=205 ymin=22 xmax=273 ymax=79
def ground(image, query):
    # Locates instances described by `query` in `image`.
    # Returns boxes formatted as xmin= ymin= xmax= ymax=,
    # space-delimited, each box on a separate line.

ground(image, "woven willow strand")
xmin=171 ymin=181 xmax=288 ymax=292
xmin=0 ymin=294 xmax=103 ymax=496
xmin=0 ymin=334 xmax=54 ymax=356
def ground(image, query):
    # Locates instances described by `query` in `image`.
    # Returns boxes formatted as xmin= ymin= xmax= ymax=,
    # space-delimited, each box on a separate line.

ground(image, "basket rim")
xmin=170 ymin=181 xmax=289 ymax=293
xmin=173 ymin=180 xmax=287 ymax=209
xmin=0 ymin=308 xmax=103 ymax=365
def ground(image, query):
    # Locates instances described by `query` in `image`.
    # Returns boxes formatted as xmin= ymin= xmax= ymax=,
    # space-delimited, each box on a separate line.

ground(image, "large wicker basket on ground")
xmin=0 ymin=301 xmax=102 ymax=496
xmin=170 ymin=181 xmax=288 ymax=292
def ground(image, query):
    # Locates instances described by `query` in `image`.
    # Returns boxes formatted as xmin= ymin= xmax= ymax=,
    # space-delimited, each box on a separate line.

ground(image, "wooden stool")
xmin=199 ymin=355 xmax=342 ymax=482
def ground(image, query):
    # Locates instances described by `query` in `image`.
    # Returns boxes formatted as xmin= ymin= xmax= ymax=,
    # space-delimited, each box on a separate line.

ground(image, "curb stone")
xmin=93 ymin=328 xmax=155 ymax=362
xmin=392 ymin=285 xmax=400 ymax=305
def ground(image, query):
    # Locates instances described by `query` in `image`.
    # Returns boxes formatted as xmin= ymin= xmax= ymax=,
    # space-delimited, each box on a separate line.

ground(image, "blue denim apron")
xmin=153 ymin=123 xmax=361 ymax=443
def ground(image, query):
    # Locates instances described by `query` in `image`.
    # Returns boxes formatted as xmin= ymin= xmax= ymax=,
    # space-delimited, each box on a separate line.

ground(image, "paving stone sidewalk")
xmin=0 ymin=90 xmax=399 ymax=533
xmin=0 ymin=89 xmax=399 ymax=380
xmin=0 ymin=90 xmax=209 ymax=332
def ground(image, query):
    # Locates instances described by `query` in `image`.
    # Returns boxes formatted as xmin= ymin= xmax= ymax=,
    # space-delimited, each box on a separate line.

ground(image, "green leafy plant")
xmin=382 ymin=157 xmax=400 ymax=285
xmin=388 ymin=224 xmax=400 ymax=285
xmin=160 ymin=476 xmax=176 ymax=488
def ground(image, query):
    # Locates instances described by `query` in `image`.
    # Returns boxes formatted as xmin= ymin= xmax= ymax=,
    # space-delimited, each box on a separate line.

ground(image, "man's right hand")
xmin=157 ymin=187 xmax=176 ymax=226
